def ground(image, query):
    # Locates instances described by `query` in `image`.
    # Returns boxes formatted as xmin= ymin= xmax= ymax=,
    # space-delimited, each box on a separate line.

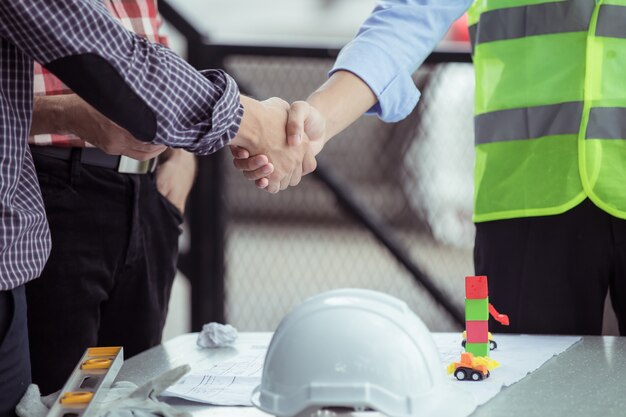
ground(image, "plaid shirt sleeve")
xmin=0 ymin=0 xmax=242 ymax=155
xmin=31 ymin=0 xmax=172 ymax=147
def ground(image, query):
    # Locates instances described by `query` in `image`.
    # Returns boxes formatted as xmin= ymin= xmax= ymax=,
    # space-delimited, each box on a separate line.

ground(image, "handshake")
xmin=33 ymin=93 xmax=331 ymax=195
xmin=62 ymin=70 xmax=373 ymax=191
xmin=228 ymin=95 xmax=327 ymax=194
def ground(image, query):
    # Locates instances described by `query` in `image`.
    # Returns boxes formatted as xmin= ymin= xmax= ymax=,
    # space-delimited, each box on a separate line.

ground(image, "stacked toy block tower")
xmin=465 ymin=275 xmax=490 ymax=357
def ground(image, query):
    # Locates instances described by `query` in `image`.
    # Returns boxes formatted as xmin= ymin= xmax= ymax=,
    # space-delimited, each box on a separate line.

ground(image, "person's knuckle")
xmin=267 ymin=182 xmax=279 ymax=193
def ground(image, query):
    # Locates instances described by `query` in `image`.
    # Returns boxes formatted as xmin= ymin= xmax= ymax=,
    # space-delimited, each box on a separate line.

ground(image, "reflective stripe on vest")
xmin=596 ymin=5 xmax=626 ymax=39
xmin=469 ymin=0 xmax=626 ymax=222
xmin=470 ymin=1 xmax=594 ymax=47
xmin=475 ymin=102 xmax=582 ymax=144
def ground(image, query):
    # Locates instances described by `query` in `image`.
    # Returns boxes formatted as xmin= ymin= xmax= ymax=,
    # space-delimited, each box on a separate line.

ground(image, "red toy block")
xmin=466 ymin=320 xmax=489 ymax=343
xmin=465 ymin=276 xmax=488 ymax=299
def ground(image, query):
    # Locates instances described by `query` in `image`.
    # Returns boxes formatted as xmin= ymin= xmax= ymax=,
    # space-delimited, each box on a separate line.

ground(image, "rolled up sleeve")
xmin=331 ymin=0 xmax=472 ymax=122
xmin=0 ymin=0 xmax=241 ymax=155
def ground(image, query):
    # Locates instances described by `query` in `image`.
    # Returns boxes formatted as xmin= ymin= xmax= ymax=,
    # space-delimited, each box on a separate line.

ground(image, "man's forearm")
xmin=29 ymin=93 xmax=166 ymax=160
xmin=307 ymin=70 xmax=377 ymax=142
xmin=30 ymin=95 xmax=71 ymax=136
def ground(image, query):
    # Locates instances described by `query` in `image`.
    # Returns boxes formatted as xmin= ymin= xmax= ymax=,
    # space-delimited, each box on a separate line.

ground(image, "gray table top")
xmin=472 ymin=336 xmax=626 ymax=416
xmin=118 ymin=333 xmax=626 ymax=417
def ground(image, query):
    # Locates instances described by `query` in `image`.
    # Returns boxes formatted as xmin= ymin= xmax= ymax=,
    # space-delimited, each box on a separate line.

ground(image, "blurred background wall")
xmin=158 ymin=1 xmax=619 ymax=339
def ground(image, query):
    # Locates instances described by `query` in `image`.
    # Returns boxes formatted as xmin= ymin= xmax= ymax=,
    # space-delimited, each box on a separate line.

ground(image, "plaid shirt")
xmin=0 ymin=0 xmax=242 ymax=290
xmin=31 ymin=0 xmax=169 ymax=147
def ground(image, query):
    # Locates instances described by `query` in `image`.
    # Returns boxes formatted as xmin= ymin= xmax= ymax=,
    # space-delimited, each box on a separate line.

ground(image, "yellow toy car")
xmin=461 ymin=330 xmax=498 ymax=350
xmin=447 ymin=352 xmax=499 ymax=381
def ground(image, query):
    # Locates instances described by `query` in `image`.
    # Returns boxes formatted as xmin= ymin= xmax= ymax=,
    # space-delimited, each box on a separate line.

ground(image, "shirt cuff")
xmin=331 ymin=41 xmax=421 ymax=123
xmin=194 ymin=69 xmax=243 ymax=155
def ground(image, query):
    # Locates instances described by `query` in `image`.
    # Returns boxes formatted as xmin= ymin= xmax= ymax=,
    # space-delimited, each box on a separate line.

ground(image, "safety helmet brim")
xmin=252 ymin=380 xmax=476 ymax=417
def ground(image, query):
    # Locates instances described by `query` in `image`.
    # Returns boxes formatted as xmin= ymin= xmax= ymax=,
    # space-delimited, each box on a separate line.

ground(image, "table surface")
xmin=118 ymin=332 xmax=626 ymax=417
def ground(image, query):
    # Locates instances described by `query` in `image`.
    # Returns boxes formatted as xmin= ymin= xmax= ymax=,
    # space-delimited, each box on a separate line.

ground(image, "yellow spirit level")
xmin=46 ymin=347 xmax=123 ymax=417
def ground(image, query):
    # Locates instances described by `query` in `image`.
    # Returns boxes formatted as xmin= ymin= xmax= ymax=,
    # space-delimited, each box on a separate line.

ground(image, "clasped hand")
xmin=230 ymin=97 xmax=326 ymax=193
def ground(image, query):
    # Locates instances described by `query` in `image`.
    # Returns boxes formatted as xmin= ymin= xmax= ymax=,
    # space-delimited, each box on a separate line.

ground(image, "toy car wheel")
xmin=461 ymin=340 xmax=467 ymax=348
xmin=454 ymin=369 xmax=468 ymax=381
xmin=471 ymin=371 xmax=483 ymax=381
xmin=489 ymin=340 xmax=497 ymax=350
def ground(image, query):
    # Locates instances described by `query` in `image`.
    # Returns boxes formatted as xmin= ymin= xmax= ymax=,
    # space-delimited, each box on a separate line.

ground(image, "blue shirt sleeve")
xmin=332 ymin=0 xmax=473 ymax=122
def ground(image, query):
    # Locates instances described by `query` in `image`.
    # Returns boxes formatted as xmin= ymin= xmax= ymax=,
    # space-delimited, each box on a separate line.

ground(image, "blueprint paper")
xmin=162 ymin=345 xmax=265 ymax=405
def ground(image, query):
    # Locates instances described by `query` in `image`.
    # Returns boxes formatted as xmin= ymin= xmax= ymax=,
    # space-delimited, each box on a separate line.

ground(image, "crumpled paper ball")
xmin=196 ymin=322 xmax=238 ymax=348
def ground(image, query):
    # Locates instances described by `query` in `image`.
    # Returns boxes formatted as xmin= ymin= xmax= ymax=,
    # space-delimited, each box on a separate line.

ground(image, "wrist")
xmin=162 ymin=148 xmax=197 ymax=170
xmin=307 ymin=70 xmax=376 ymax=140
xmin=231 ymin=95 xmax=263 ymax=150
xmin=305 ymin=94 xmax=331 ymax=145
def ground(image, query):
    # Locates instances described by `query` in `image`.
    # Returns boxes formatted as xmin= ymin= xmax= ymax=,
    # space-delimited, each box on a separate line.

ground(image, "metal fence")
xmin=221 ymin=57 xmax=476 ymax=331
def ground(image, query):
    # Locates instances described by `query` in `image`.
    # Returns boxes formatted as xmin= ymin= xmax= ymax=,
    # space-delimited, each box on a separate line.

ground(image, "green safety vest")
xmin=468 ymin=0 xmax=626 ymax=222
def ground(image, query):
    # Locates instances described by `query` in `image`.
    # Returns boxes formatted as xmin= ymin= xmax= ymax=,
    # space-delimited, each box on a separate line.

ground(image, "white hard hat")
xmin=251 ymin=289 xmax=476 ymax=417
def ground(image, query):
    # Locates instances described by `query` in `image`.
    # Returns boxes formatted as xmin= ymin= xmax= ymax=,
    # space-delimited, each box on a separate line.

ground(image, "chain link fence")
xmin=220 ymin=56 xmax=476 ymax=332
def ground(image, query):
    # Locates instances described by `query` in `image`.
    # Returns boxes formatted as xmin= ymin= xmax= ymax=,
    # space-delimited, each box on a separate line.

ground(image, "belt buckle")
xmin=117 ymin=156 xmax=157 ymax=174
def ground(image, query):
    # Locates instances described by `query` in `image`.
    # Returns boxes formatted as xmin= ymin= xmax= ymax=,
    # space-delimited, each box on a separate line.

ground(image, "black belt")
xmin=30 ymin=146 xmax=157 ymax=174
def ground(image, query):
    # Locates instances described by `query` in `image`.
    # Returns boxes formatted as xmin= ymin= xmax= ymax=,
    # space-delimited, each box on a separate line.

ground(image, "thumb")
xmin=286 ymin=101 xmax=310 ymax=146
xmin=229 ymin=145 xmax=250 ymax=159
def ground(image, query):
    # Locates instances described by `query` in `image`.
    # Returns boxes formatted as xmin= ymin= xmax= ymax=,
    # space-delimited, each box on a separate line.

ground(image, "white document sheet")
xmin=162 ymin=333 xmax=580 ymax=408
xmin=162 ymin=345 xmax=266 ymax=406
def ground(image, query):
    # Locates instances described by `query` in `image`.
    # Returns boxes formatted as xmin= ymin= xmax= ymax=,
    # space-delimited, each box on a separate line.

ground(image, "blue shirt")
xmin=332 ymin=0 xmax=473 ymax=122
xmin=0 ymin=0 xmax=242 ymax=290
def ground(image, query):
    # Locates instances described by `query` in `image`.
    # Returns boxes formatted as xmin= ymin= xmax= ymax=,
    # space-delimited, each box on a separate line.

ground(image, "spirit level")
xmin=46 ymin=346 xmax=123 ymax=417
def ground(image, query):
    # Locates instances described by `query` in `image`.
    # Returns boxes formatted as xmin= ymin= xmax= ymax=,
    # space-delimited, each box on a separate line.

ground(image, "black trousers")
xmin=475 ymin=199 xmax=626 ymax=335
xmin=0 ymin=286 xmax=30 ymax=417
xmin=26 ymin=150 xmax=183 ymax=394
